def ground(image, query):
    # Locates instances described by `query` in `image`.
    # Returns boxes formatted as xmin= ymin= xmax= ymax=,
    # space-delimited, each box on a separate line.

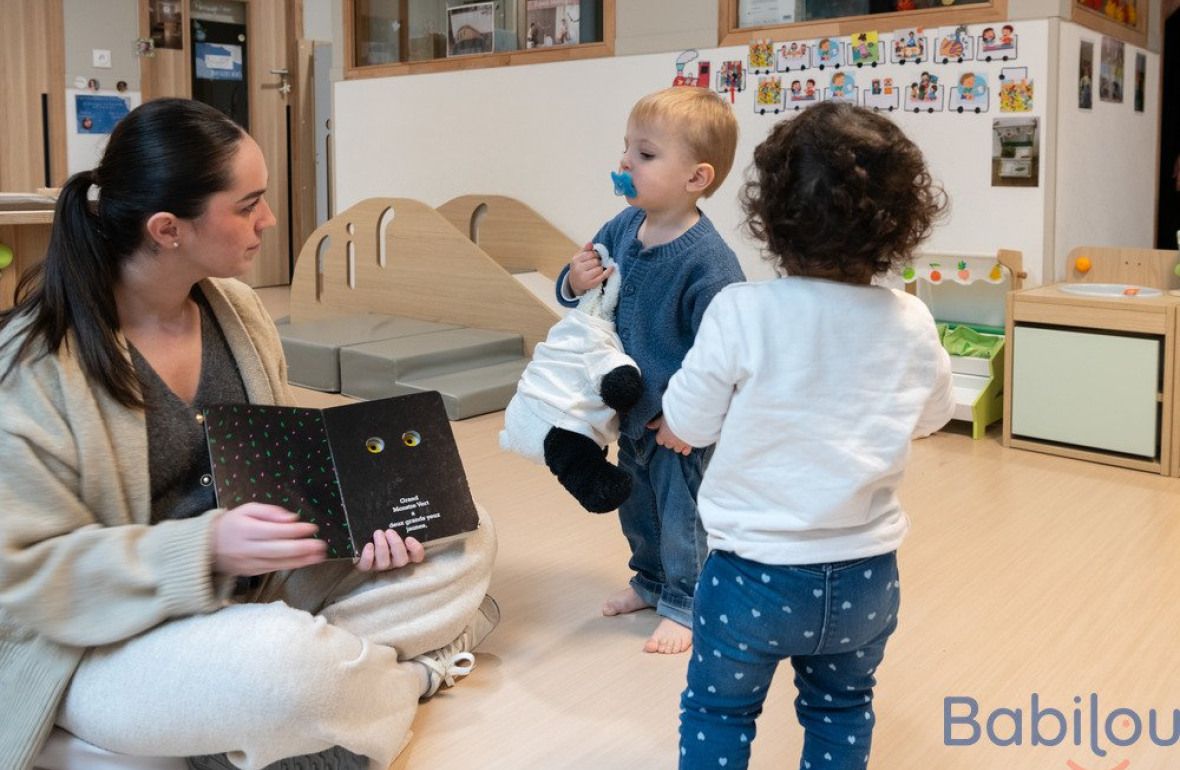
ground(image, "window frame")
xmin=345 ymin=0 xmax=615 ymax=80
xmin=718 ymin=0 xmax=1009 ymax=47
xmin=1069 ymin=1 xmax=1147 ymax=48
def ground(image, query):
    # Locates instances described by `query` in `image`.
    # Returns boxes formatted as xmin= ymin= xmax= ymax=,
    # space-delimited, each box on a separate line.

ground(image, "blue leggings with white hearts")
xmin=679 ymin=550 xmax=900 ymax=770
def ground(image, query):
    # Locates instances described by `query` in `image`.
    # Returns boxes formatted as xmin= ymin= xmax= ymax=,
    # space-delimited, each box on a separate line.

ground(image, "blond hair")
xmin=628 ymin=87 xmax=739 ymax=198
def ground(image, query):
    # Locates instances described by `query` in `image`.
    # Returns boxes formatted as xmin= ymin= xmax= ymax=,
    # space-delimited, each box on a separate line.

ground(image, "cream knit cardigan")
xmin=0 ymin=278 xmax=291 ymax=770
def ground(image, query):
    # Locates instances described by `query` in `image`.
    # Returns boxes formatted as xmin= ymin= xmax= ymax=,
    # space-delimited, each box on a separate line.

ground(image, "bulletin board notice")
xmin=740 ymin=0 xmax=796 ymax=26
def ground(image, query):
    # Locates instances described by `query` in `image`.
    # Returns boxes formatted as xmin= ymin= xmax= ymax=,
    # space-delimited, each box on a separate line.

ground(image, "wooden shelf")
xmin=0 ymin=210 xmax=54 ymax=226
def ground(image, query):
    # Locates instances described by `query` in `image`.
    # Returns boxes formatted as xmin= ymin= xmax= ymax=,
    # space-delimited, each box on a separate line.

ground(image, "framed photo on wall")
xmin=448 ymin=2 xmax=496 ymax=57
xmin=526 ymin=0 xmax=581 ymax=48
xmin=1079 ymin=39 xmax=1094 ymax=109
xmin=148 ymin=0 xmax=183 ymax=50
xmin=992 ymin=117 xmax=1040 ymax=188
xmin=1133 ymin=51 xmax=1145 ymax=112
xmin=1099 ymin=35 xmax=1124 ymax=103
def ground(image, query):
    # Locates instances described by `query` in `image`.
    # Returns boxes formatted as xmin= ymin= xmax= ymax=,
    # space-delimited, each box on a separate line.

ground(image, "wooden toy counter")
xmin=1003 ymin=284 xmax=1180 ymax=475
xmin=0 ymin=194 xmax=56 ymax=311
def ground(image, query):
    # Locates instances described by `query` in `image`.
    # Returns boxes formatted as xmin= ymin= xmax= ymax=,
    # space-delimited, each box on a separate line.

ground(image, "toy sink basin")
xmin=1058 ymin=283 xmax=1162 ymax=298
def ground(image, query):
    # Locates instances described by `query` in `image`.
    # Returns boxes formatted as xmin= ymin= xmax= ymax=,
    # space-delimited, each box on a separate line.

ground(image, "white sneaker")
xmin=413 ymin=595 xmax=500 ymax=699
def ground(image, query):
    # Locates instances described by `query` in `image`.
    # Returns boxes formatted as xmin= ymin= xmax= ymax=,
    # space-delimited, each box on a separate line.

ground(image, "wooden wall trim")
xmin=344 ymin=0 xmax=614 ymax=80
xmin=1070 ymin=3 xmax=1148 ymax=48
xmin=718 ymin=0 xmax=1010 ymax=46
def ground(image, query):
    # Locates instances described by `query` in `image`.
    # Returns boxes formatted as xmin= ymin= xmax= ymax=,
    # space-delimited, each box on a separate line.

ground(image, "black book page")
xmin=323 ymin=391 xmax=479 ymax=554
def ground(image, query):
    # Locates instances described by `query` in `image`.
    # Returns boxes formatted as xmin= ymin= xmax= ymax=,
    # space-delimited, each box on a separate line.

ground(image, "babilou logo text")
xmin=945 ymin=694 xmax=1179 ymax=758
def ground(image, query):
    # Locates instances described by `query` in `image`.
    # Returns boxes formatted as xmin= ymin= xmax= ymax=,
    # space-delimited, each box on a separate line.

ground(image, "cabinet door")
xmin=0 ymin=0 xmax=66 ymax=189
xmin=1011 ymin=326 xmax=1161 ymax=457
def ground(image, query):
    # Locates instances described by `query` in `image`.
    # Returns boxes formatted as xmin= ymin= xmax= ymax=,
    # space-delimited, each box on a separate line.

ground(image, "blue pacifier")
xmin=611 ymin=170 xmax=637 ymax=198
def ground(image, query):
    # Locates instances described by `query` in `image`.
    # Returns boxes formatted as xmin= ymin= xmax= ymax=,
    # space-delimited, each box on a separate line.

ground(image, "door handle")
xmin=266 ymin=68 xmax=291 ymax=96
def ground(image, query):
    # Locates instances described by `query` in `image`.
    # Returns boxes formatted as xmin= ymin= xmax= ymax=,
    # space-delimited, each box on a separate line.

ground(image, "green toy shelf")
xmin=907 ymin=250 xmax=1025 ymax=439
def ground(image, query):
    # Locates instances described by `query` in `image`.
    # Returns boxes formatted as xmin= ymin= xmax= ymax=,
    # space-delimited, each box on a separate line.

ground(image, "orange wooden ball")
xmin=1075 ymin=256 xmax=1092 ymax=273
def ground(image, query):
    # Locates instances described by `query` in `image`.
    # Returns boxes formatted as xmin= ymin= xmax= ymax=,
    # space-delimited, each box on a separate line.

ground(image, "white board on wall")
xmin=334 ymin=20 xmax=1053 ymax=284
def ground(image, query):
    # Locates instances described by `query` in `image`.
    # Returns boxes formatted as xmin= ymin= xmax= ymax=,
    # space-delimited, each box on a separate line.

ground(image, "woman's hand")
xmin=355 ymin=529 xmax=425 ymax=572
xmin=568 ymin=242 xmax=614 ymax=296
xmin=212 ymin=504 xmax=328 ymax=577
xmin=649 ymin=416 xmax=693 ymax=456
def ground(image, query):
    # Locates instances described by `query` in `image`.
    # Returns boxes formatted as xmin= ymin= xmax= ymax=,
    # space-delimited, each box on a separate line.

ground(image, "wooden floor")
xmin=266 ymin=291 xmax=1180 ymax=770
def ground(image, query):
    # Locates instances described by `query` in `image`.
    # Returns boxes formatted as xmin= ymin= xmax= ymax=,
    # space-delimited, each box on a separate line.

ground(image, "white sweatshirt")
xmin=662 ymin=278 xmax=954 ymax=565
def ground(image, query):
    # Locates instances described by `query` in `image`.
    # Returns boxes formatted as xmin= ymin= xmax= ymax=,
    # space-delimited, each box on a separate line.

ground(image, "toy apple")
xmin=929 ymin=269 xmax=942 ymax=282
xmin=0 ymin=243 xmax=13 ymax=271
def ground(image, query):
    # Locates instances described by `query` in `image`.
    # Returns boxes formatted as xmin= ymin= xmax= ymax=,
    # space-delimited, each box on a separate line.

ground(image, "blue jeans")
xmin=679 ymin=550 xmax=901 ymax=770
xmin=616 ymin=429 xmax=710 ymax=628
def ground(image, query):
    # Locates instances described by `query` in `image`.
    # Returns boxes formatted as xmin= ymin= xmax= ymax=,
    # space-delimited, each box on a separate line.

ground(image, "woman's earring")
xmin=172 ymin=241 xmax=180 ymax=248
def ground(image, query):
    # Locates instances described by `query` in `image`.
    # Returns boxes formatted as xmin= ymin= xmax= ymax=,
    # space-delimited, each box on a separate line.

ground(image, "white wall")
xmin=335 ymin=21 xmax=1054 ymax=283
xmin=303 ymin=0 xmax=346 ymax=82
xmin=615 ymin=0 xmax=717 ymax=55
xmin=1053 ymin=21 xmax=1160 ymax=278
xmin=62 ymin=0 xmax=140 ymax=90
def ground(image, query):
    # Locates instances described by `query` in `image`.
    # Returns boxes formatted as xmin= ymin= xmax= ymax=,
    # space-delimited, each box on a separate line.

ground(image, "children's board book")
xmin=202 ymin=391 xmax=479 ymax=558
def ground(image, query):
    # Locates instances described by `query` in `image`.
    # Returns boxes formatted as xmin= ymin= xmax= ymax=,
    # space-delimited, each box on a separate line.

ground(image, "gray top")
xmin=131 ymin=293 xmax=248 ymax=523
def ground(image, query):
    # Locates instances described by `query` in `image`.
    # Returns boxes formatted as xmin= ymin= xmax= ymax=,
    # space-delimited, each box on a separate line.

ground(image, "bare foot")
xmin=602 ymin=586 xmax=651 ymax=617
xmin=643 ymin=618 xmax=693 ymax=654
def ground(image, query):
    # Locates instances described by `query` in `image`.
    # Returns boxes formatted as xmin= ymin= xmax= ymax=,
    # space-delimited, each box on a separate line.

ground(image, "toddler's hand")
xmin=649 ymin=416 xmax=693 ymax=456
xmin=568 ymin=242 xmax=614 ymax=296
xmin=355 ymin=528 xmax=426 ymax=572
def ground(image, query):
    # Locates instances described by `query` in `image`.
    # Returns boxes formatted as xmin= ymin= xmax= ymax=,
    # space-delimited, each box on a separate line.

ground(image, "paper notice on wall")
xmin=195 ymin=42 xmax=243 ymax=81
xmin=74 ymin=94 xmax=131 ymax=135
xmin=740 ymin=0 xmax=795 ymax=26
xmin=66 ymin=89 xmax=142 ymax=175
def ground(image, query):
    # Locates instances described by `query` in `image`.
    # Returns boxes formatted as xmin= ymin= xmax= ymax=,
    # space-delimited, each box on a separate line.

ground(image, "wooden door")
xmin=0 ymin=0 xmax=65 ymax=310
xmin=0 ymin=0 xmax=67 ymax=191
xmin=139 ymin=0 xmax=296 ymax=287
xmin=244 ymin=0 xmax=291 ymax=286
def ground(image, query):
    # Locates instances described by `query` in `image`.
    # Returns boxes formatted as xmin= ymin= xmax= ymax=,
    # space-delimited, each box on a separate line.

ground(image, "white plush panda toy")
xmin=499 ymin=244 xmax=642 ymax=512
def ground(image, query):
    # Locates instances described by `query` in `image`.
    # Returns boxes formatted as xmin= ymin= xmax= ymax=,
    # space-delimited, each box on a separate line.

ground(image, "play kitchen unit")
xmin=1003 ymin=246 xmax=1180 ymax=475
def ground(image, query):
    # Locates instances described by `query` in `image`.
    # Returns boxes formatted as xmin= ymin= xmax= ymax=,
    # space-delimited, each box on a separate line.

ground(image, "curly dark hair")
xmin=741 ymin=101 xmax=946 ymax=282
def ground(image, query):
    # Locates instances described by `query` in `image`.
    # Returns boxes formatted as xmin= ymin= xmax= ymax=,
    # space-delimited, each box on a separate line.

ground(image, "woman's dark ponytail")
xmin=0 ymin=99 xmax=244 ymax=406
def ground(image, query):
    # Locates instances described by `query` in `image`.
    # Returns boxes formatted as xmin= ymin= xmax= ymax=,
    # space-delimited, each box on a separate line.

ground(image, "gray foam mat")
xmin=278 ymin=315 xmax=459 ymax=391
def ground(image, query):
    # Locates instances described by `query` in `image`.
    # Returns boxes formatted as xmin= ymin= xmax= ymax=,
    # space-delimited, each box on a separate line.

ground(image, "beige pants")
xmin=40 ymin=508 xmax=496 ymax=770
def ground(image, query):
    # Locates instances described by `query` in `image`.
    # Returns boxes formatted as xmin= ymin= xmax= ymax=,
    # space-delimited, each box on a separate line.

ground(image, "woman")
xmin=0 ymin=99 xmax=497 ymax=770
